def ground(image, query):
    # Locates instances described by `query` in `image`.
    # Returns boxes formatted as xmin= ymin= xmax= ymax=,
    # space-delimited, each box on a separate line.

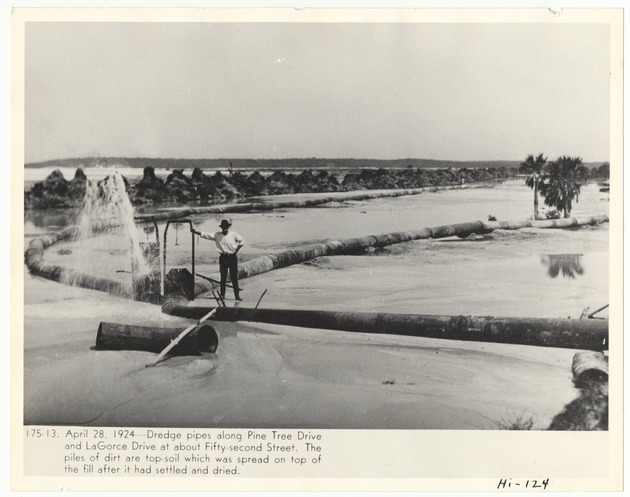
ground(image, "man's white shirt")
xmin=199 ymin=231 xmax=245 ymax=255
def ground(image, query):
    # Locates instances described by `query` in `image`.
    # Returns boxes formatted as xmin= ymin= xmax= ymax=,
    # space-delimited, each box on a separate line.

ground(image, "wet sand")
xmin=24 ymin=274 xmax=579 ymax=429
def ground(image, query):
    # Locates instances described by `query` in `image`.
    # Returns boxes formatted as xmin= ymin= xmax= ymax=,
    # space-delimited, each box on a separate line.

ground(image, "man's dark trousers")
xmin=219 ymin=253 xmax=239 ymax=299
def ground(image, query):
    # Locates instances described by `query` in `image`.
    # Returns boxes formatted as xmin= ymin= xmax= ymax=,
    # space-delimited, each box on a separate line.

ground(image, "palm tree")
xmin=596 ymin=162 xmax=610 ymax=179
xmin=539 ymin=156 xmax=589 ymax=218
xmin=519 ymin=153 xmax=547 ymax=219
xmin=540 ymin=254 xmax=585 ymax=279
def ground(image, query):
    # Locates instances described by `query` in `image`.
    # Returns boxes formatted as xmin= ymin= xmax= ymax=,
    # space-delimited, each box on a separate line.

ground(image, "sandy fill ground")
xmin=24 ymin=274 xmax=579 ymax=429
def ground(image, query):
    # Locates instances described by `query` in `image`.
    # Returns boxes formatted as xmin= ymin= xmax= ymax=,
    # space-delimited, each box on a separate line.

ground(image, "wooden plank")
xmin=211 ymin=290 xmax=223 ymax=307
xmin=216 ymin=292 xmax=226 ymax=307
xmin=249 ymin=289 xmax=268 ymax=321
xmin=146 ymin=309 xmax=216 ymax=367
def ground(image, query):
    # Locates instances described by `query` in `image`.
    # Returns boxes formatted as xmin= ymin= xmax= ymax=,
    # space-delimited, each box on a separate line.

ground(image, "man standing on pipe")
xmin=191 ymin=219 xmax=244 ymax=301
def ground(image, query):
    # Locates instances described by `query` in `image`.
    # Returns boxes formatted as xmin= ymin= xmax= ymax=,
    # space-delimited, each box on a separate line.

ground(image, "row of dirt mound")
xmin=25 ymin=166 xmax=510 ymax=209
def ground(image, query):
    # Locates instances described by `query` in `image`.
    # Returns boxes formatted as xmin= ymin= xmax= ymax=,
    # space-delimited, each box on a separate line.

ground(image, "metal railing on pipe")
xmin=162 ymin=219 xmax=195 ymax=300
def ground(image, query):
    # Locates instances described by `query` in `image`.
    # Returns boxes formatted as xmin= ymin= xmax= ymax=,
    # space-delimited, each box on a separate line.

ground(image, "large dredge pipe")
xmin=191 ymin=215 xmax=609 ymax=297
xmin=162 ymin=304 xmax=608 ymax=352
xmin=95 ymin=321 xmax=218 ymax=354
xmin=133 ymin=184 xmax=490 ymax=223
xmin=24 ymin=226 xmax=131 ymax=296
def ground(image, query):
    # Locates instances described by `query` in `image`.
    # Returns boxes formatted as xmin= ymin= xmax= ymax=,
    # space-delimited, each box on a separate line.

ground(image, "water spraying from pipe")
xmin=61 ymin=170 xmax=154 ymax=294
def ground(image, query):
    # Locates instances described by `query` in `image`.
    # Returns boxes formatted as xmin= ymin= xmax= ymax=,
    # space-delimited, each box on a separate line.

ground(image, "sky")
xmin=24 ymin=19 xmax=611 ymax=163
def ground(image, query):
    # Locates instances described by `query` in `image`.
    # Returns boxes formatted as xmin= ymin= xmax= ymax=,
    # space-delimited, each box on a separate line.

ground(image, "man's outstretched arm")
xmin=190 ymin=226 xmax=215 ymax=240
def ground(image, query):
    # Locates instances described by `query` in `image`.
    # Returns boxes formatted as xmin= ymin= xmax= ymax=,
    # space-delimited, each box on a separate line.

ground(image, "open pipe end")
xmin=195 ymin=323 xmax=219 ymax=353
xmin=94 ymin=322 xmax=106 ymax=350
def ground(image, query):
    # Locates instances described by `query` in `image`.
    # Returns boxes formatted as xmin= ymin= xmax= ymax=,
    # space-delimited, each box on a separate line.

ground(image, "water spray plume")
xmin=67 ymin=170 xmax=153 ymax=289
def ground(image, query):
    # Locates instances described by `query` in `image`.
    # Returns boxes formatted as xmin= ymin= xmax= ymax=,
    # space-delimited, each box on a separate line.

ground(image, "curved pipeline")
xmin=133 ymin=183 xmax=495 ymax=223
xmin=191 ymin=215 xmax=609 ymax=297
xmin=24 ymin=226 xmax=132 ymax=296
xmin=24 ymin=210 xmax=608 ymax=300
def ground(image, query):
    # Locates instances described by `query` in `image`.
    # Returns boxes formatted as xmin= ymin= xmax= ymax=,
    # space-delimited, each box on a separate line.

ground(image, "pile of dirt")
xmin=548 ymin=378 xmax=608 ymax=430
xmin=27 ymin=169 xmax=88 ymax=209
xmin=25 ymin=165 xmax=510 ymax=209
xmin=133 ymin=166 xmax=166 ymax=205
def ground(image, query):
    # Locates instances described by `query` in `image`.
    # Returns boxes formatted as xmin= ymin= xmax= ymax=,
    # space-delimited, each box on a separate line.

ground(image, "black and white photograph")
xmin=11 ymin=5 xmax=623 ymax=492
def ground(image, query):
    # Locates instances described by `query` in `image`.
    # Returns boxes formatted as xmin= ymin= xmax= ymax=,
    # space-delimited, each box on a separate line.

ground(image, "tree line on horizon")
xmin=519 ymin=154 xmax=609 ymax=220
xmin=25 ymin=156 xmax=524 ymax=171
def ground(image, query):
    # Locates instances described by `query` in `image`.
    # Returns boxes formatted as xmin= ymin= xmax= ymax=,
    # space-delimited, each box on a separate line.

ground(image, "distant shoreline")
xmin=24 ymin=156 xmax=527 ymax=170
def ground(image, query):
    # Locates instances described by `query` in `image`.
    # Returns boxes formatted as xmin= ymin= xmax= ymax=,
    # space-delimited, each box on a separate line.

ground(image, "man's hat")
xmin=219 ymin=219 xmax=231 ymax=229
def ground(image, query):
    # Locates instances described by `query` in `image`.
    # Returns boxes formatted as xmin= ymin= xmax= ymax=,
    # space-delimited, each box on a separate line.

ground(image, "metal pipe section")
xmin=133 ymin=183 xmax=494 ymax=224
xmin=191 ymin=227 xmax=195 ymax=299
xmin=162 ymin=222 xmax=170 ymax=291
xmin=24 ymin=226 xmax=131 ymax=296
xmin=147 ymin=220 xmax=164 ymax=298
xmin=572 ymin=350 xmax=608 ymax=386
xmin=162 ymin=304 xmax=608 ymax=352
xmin=549 ymin=350 xmax=609 ymax=430
xmin=95 ymin=321 xmax=218 ymax=355
xmin=135 ymin=219 xmax=162 ymax=300
xmin=162 ymin=219 xmax=195 ymax=300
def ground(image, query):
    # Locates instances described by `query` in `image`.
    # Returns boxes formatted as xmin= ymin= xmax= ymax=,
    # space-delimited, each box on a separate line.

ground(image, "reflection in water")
xmin=540 ymin=254 xmax=585 ymax=279
xmin=25 ymin=208 xmax=76 ymax=229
